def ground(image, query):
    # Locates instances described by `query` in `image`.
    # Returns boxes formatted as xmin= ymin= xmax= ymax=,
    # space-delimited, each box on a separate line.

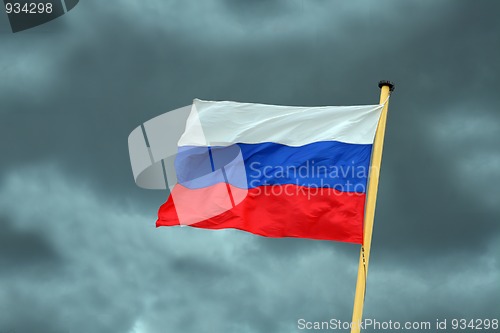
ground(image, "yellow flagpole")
xmin=350 ymin=80 xmax=394 ymax=333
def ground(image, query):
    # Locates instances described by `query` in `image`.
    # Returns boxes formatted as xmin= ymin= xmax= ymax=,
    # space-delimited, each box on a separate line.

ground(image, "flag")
xmin=129 ymin=99 xmax=383 ymax=243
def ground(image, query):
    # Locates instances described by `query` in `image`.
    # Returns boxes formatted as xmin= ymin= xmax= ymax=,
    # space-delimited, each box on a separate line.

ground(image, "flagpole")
xmin=350 ymin=80 xmax=394 ymax=333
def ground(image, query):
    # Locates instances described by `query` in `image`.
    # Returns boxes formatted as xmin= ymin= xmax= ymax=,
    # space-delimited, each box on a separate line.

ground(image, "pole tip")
xmin=378 ymin=80 xmax=395 ymax=92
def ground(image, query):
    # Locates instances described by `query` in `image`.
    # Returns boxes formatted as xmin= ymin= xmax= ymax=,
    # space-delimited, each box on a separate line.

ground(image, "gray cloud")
xmin=0 ymin=215 xmax=60 ymax=269
xmin=0 ymin=165 xmax=362 ymax=333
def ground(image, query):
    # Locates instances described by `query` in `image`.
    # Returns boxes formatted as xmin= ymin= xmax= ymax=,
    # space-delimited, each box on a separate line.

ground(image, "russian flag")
xmin=155 ymin=99 xmax=383 ymax=244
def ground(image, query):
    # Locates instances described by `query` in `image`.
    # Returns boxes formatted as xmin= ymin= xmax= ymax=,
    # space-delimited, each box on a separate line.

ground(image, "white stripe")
xmin=178 ymin=99 xmax=383 ymax=147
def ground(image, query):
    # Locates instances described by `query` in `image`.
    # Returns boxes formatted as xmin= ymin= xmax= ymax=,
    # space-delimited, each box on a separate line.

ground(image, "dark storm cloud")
xmin=0 ymin=165 xmax=366 ymax=333
xmin=0 ymin=215 xmax=59 ymax=267
xmin=0 ymin=0 xmax=499 ymax=332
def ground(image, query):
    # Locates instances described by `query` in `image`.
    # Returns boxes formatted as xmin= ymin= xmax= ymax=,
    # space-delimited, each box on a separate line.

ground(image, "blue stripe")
xmin=175 ymin=141 xmax=372 ymax=193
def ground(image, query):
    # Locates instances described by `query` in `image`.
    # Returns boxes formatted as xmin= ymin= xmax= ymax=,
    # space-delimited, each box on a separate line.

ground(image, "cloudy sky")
xmin=1 ymin=1 xmax=499 ymax=332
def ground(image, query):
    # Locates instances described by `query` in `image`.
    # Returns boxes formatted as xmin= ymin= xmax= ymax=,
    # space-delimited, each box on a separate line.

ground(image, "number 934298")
xmin=5 ymin=2 xmax=53 ymax=14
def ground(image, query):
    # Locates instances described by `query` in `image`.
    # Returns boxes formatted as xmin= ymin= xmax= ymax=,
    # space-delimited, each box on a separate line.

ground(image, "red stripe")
xmin=157 ymin=183 xmax=365 ymax=244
